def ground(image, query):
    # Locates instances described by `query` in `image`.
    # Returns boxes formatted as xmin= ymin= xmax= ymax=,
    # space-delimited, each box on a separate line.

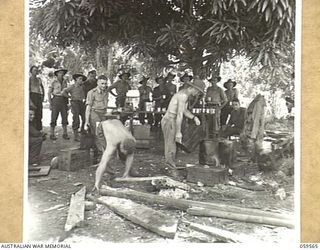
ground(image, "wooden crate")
xmin=133 ymin=125 xmax=151 ymax=139
xmin=59 ymin=147 xmax=91 ymax=171
xmin=133 ymin=125 xmax=152 ymax=149
xmin=187 ymin=166 xmax=228 ymax=186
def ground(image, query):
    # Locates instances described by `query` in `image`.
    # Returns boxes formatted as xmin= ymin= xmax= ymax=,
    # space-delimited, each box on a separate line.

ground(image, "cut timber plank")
xmin=29 ymin=165 xmax=51 ymax=177
xmin=114 ymin=176 xmax=190 ymax=191
xmin=90 ymin=195 xmax=178 ymax=239
xmin=99 ymin=186 xmax=293 ymax=221
xmin=64 ymin=186 xmax=86 ymax=232
xmin=185 ymin=221 xmax=262 ymax=243
xmin=187 ymin=207 xmax=294 ymax=229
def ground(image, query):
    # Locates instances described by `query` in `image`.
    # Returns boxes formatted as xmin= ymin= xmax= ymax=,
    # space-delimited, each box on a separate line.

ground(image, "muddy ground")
xmin=26 ymin=114 xmax=295 ymax=243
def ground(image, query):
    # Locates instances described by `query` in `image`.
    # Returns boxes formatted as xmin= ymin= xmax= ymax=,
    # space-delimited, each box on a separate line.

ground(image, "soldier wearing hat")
xmin=108 ymin=71 xmax=132 ymax=108
xmin=138 ymin=76 xmax=153 ymax=125
xmin=221 ymin=79 xmax=239 ymax=126
xmin=161 ymin=77 xmax=205 ymax=174
xmin=48 ymin=68 xmax=70 ymax=140
xmin=152 ymin=76 xmax=169 ymax=128
xmin=205 ymin=76 xmax=227 ymax=134
xmin=62 ymin=73 xmax=87 ymax=141
xmin=83 ymin=70 xmax=97 ymax=99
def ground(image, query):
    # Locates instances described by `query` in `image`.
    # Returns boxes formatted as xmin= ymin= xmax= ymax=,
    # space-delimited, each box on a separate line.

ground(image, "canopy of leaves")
xmin=30 ymin=0 xmax=295 ymax=77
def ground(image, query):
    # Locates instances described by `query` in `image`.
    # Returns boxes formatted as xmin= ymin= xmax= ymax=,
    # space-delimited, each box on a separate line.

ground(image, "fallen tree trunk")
xmin=87 ymin=195 xmax=178 ymax=239
xmin=187 ymin=207 xmax=294 ymax=229
xmin=184 ymin=221 xmax=262 ymax=243
xmin=99 ymin=186 xmax=292 ymax=221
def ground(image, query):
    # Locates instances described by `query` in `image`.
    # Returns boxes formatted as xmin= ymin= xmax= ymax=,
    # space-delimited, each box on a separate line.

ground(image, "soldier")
xmin=205 ymin=76 xmax=228 ymax=133
xmin=94 ymin=119 xmax=136 ymax=191
xmin=221 ymin=98 xmax=246 ymax=137
xmin=161 ymin=78 xmax=205 ymax=171
xmin=152 ymin=76 xmax=169 ymax=128
xmin=221 ymin=79 xmax=239 ymax=126
xmin=108 ymin=72 xmax=131 ymax=108
xmin=29 ymin=65 xmax=45 ymax=131
xmin=83 ymin=70 xmax=97 ymax=99
xmin=48 ymin=68 xmax=70 ymax=140
xmin=62 ymin=73 xmax=87 ymax=141
xmin=138 ymin=76 xmax=153 ymax=125
xmin=84 ymin=75 xmax=109 ymax=163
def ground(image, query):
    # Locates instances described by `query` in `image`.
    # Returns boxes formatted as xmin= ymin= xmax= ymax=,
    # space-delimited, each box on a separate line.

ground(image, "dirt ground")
xmin=26 ymin=112 xmax=295 ymax=243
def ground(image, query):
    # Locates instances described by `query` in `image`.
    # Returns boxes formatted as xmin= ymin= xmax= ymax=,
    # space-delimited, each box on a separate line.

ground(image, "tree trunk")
xmin=187 ymin=207 xmax=294 ymax=229
xmin=106 ymin=45 xmax=113 ymax=83
xmin=98 ymin=186 xmax=292 ymax=220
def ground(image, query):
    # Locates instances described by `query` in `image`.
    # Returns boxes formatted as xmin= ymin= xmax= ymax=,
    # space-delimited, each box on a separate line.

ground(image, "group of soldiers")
xmin=29 ymin=64 xmax=248 ymax=190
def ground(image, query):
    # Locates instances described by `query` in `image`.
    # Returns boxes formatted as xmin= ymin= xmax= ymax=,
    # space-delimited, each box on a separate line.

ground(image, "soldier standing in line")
xmin=138 ymin=76 xmax=153 ymax=125
xmin=48 ymin=68 xmax=70 ymax=140
xmin=62 ymin=73 xmax=87 ymax=141
xmin=107 ymin=72 xmax=131 ymax=108
xmin=221 ymin=79 xmax=239 ymax=126
xmin=83 ymin=70 xmax=97 ymax=99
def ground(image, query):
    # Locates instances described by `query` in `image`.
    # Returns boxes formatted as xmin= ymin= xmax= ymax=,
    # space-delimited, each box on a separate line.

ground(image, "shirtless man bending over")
xmin=94 ymin=119 xmax=136 ymax=191
xmin=161 ymin=78 xmax=205 ymax=170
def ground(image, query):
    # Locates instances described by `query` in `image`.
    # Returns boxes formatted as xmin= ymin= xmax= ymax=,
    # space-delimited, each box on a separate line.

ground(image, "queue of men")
xmin=29 ymin=65 xmax=249 ymax=189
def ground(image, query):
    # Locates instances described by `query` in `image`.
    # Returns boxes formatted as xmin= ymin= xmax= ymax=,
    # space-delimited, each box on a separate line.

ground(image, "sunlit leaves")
xmin=30 ymin=0 xmax=295 ymax=76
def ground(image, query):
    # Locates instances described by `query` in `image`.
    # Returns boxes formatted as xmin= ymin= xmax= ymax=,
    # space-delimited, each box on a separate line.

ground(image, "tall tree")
xmin=30 ymin=0 xmax=295 ymax=78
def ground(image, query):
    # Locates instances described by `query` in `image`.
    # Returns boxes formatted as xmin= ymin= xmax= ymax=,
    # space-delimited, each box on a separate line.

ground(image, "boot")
xmin=50 ymin=127 xmax=57 ymax=140
xmin=62 ymin=126 xmax=70 ymax=140
xmin=73 ymin=129 xmax=80 ymax=142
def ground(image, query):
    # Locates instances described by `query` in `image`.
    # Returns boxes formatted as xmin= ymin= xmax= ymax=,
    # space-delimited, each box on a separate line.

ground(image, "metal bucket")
xmin=199 ymin=139 xmax=220 ymax=166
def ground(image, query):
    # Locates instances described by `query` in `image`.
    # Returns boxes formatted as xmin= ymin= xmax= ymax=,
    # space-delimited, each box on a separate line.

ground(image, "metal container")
xmin=199 ymin=139 xmax=220 ymax=166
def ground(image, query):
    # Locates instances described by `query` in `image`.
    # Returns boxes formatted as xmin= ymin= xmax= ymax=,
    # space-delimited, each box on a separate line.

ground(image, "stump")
xmin=187 ymin=166 xmax=228 ymax=186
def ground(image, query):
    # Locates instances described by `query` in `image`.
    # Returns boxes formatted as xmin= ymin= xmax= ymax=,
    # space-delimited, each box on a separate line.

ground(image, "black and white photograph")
xmin=26 ymin=0 xmax=299 ymax=244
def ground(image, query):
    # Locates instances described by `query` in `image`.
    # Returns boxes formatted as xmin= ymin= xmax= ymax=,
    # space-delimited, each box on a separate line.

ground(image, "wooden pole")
xmin=187 ymin=207 xmax=294 ymax=229
xmin=99 ymin=186 xmax=293 ymax=221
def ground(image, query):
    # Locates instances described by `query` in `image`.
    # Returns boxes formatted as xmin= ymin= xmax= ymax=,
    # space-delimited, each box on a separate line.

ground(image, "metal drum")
xmin=199 ymin=139 xmax=220 ymax=166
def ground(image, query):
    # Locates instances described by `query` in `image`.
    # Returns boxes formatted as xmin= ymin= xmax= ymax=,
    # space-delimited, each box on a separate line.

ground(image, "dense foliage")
xmin=30 ymin=0 xmax=295 ymax=78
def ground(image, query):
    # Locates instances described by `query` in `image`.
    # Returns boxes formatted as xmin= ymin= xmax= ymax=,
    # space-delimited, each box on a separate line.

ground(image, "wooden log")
xmin=115 ymin=176 xmax=190 ymax=191
xmin=87 ymin=195 xmax=178 ymax=239
xmin=64 ymin=186 xmax=86 ymax=231
xmin=187 ymin=207 xmax=294 ymax=229
xmin=99 ymin=186 xmax=292 ymax=221
xmin=184 ymin=221 xmax=262 ymax=243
